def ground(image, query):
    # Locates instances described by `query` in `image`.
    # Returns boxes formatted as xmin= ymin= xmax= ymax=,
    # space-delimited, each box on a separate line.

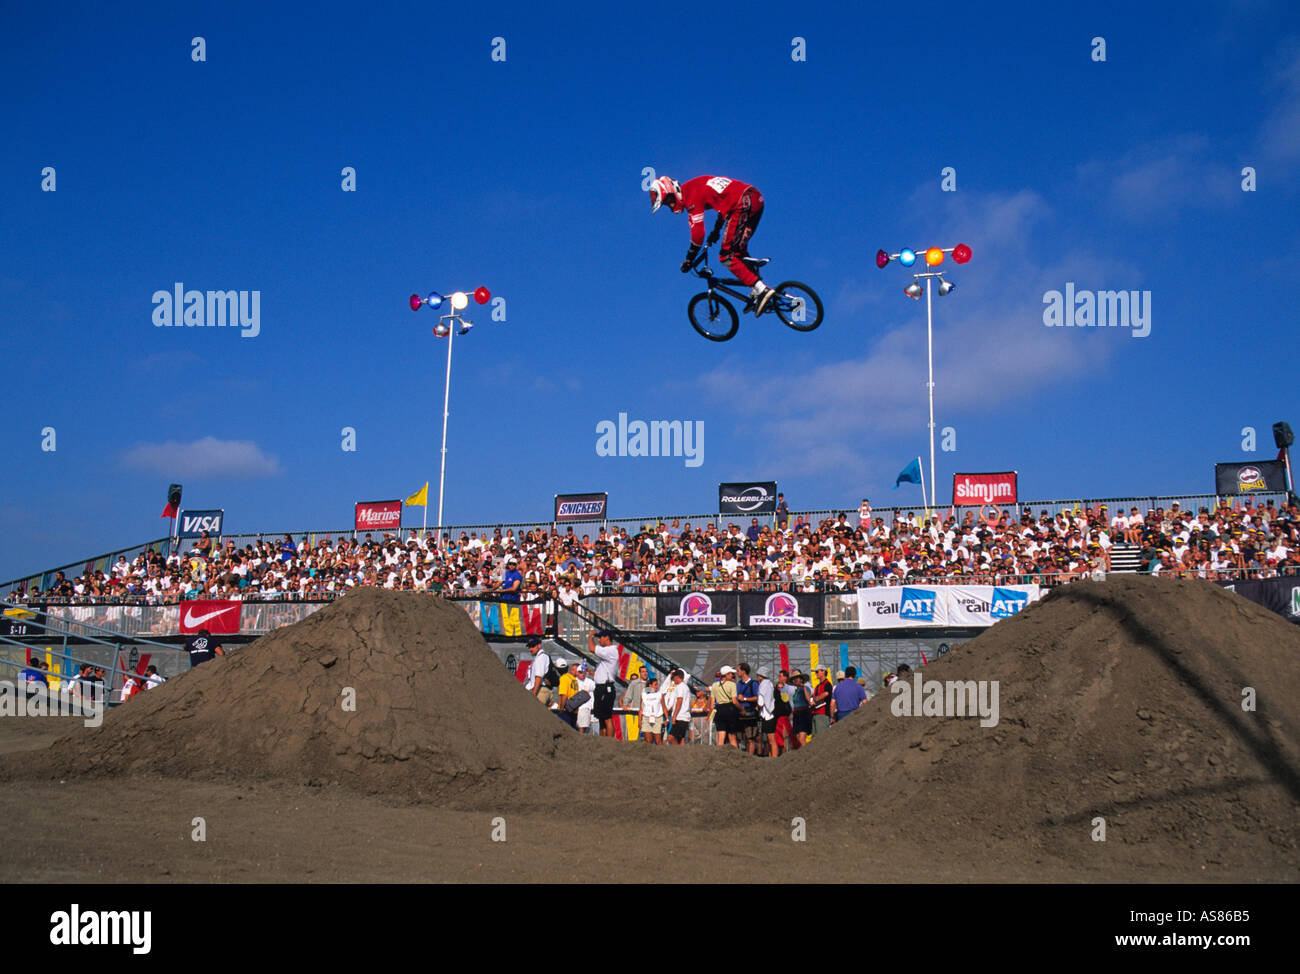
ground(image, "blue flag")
xmin=894 ymin=457 xmax=922 ymax=488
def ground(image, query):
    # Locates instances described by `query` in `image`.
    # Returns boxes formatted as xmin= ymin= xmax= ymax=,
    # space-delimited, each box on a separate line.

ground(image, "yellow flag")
xmin=406 ymin=483 xmax=429 ymax=506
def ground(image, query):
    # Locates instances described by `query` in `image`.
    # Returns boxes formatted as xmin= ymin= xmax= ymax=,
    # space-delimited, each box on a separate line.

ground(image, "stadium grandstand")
xmin=4 ymin=491 xmax=1296 ymax=708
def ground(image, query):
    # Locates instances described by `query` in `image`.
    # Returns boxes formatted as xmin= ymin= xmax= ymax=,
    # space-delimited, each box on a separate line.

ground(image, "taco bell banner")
xmin=355 ymin=499 xmax=402 ymax=532
xmin=740 ymin=591 xmax=823 ymax=629
xmin=178 ymin=509 xmax=225 ymax=538
xmin=1214 ymin=461 xmax=1288 ymax=495
xmin=554 ymin=492 xmax=608 ymax=523
xmin=718 ymin=482 xmax=778 ymax=515
xmin=857 ymin=585 xmax=1040 ymax=629
xmin=656 ymin=591 xmax=738 ymax=629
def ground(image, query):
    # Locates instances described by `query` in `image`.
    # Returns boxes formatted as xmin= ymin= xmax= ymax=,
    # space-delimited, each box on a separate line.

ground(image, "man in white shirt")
xmin=588 ymin=629 xmax=621 ymax=737
xmin=665 ymin=669 xmax=692 ymax=745
xmin=575 ymin=664 xmax=598 ymax=734
xmin=639 ymin=674 xmax=664 ymax=745
xmin=755 ymin=667 xmax=778 ymax=758
xmin=524 ymin=636 xmax=551 ymax=701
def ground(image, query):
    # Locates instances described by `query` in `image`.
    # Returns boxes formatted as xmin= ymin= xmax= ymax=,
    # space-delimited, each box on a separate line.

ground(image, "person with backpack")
xmin=555 ymin=659 xmax=578 ymax=728
xmin=525 ymin=636 xmax=552 ymax=702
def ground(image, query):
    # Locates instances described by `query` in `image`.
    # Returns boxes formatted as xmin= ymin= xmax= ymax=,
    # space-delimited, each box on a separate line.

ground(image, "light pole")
xmin=876 ymin=243 xmax=972 ymax=508
xmin=408 ymin=285 xmax=492 ymax=533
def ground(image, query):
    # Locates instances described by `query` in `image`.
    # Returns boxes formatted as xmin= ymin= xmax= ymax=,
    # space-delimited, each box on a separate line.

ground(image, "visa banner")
xmin=178 ymin=509 xmax=225 ymax=538
xmin=857 ymin=585 xmax=1039 ymax=629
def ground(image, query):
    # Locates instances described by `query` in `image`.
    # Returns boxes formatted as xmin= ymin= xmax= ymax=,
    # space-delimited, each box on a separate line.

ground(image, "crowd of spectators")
xmin=8 ymin=496 xmax=1299 ymax=607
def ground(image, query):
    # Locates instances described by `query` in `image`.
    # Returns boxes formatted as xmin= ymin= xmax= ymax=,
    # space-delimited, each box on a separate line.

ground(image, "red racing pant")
xmin=718 ymin=188 xmax=764 ymax=287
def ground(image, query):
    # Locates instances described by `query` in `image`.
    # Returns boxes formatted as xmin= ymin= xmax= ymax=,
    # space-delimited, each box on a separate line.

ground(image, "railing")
xmin=7 ymin=491 xmax=1286 ymax=595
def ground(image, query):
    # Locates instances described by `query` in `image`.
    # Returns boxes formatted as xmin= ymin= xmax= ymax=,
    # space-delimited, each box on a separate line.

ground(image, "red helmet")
xmin=649 ymin=176 xmax=682 ymax=214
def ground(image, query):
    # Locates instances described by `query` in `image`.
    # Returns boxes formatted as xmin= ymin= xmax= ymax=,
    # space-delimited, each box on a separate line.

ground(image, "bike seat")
xmin=743 ymin=257 xmax=771 ymax=267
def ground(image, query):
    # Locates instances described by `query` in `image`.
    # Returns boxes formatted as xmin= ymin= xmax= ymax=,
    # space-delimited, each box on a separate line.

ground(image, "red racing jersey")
xmin=680 ymin=175 xmax=755 ymax=246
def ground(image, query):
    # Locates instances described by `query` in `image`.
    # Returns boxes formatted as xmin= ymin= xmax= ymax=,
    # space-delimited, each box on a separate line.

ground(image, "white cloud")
xmin=120 ymin=437 xmax=282 ymax=479
xmin=1077 ymin=134 xmax=1237 ymax=217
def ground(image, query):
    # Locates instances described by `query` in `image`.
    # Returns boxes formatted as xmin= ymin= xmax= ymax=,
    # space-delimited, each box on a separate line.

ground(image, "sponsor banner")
xmin=554 ymin=492 xmax=608 ymax=523
xmin=857 ymin=585 xmax=1040 ymax=629
xmin=944 ymin=585 xmax=1041 ymax=626
xmin=953 ymin=471 xmax=1018 ymax=506
xmin=656 ymin=591 xmax=738 ymax=629
xmin=1214 ymin=461 xmax=1288 ymax=495
xmin=740 ymin=591 xmax=823 ymax=629
xmin=178 ymin=509 xmax=225 ymax=538
xmin=856 ymin=586 xmax=945 ymax=628
xmin=1218 ymin=576 xmax=1300 ymax=624
xmin=355 ymin=499 xmax=402 ymax=532
xmin=718 ymin=482 xmax=777 ymax=515
xmin=178 ymin=599 xmax=242 ymax=635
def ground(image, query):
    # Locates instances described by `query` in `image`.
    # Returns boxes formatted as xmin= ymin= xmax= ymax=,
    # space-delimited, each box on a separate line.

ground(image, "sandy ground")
xmin=1 ymin=720 xmax=1285 ymax=884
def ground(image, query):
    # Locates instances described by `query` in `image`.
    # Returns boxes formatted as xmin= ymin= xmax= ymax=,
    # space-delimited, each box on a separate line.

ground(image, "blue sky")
xmin=2 ymin=1 xmax=1299 ymax=581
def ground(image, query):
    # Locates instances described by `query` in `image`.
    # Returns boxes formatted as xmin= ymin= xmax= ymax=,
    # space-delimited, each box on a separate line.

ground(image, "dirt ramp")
xmin=755 ymin=576 xmax=1300 ymax=872
xmin=8 ymin=589 xmax=566 ymax=802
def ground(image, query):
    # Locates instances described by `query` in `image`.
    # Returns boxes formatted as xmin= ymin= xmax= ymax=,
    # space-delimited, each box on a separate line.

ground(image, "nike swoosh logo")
xmin=183 ymin=605 xmax=239 ymax=627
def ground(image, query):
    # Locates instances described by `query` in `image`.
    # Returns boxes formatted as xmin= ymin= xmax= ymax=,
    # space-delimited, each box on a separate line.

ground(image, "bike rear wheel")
xmin=688 ymin=291 xmax=739 ymax=342
xmin=771 ymin=281 xmax=823 ymax=332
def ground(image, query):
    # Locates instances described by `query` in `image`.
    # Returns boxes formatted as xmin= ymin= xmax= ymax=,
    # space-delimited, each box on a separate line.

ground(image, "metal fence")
xmin=8 ymin=491 xmax=1287 ymax=596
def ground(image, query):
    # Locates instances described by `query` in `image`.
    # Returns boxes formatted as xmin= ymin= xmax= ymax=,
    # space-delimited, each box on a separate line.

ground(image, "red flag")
xmin=160 ymin=502 xmax=178 ymax=519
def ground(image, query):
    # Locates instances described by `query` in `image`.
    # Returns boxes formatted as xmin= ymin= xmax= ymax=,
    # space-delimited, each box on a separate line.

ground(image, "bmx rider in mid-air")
xmin=650 ymin=174 xmax=774 ymax=315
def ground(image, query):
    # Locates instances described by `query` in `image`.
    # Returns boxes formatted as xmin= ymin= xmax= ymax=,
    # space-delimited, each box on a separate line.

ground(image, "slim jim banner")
xmin=953 ymin=471 xmax=1018 ymax=507
xmin=355 ymin=499 xmax=402 ymax=532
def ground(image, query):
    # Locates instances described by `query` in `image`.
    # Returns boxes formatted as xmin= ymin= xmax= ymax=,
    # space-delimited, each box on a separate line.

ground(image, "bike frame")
xmin=690 ymin=248 xmax=765 ymax=306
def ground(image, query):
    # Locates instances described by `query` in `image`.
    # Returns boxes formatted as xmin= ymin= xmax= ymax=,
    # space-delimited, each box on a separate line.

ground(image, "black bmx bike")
xmin=686 ymin=247 xmax=824 ymax=342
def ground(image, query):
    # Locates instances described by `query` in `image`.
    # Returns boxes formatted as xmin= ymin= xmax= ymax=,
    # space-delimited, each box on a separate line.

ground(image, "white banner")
xmin=857 ymin=585 xmax=1039 ymax=629
xmin=943 ymin=585 xmax=1040 ymax=626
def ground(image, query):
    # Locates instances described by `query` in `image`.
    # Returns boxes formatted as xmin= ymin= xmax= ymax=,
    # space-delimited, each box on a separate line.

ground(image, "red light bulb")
xmin=952 ymin=243 xmax=972 ymax=264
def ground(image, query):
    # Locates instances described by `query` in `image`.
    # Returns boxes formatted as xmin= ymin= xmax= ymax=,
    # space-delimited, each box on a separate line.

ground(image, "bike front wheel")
xmin=688 ymin=291 xmax=739 ymax=342
xmin=771 ymin=281 xmax=824 ymax=332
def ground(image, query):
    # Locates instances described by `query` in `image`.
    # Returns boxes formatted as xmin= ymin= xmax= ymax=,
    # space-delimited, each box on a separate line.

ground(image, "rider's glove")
xmin=707 ymin=228 xmax=720 ymax=246
xmin=682 ymin=246 xmax=700 ymax=273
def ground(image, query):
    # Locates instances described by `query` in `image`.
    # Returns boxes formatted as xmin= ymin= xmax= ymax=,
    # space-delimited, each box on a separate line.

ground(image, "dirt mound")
xmin=751 ymin=575 xmax=1300 ymax=873
xmin=6 ymin=589 xmax=569 ymax=803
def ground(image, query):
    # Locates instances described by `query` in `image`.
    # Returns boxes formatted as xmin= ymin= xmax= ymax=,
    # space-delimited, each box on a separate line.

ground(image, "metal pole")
xmin=926 ymin=280 xmax=936 ymax=508
xmin=437 ymin=318 xmax=455 ymax=530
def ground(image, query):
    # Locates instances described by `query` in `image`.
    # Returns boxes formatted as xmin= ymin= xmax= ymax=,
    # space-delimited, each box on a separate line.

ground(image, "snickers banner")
xmin=554 ymin=492 xmax=608 ymax=523
xmin=1214 ymin=461 xmax=1288 ymax=495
